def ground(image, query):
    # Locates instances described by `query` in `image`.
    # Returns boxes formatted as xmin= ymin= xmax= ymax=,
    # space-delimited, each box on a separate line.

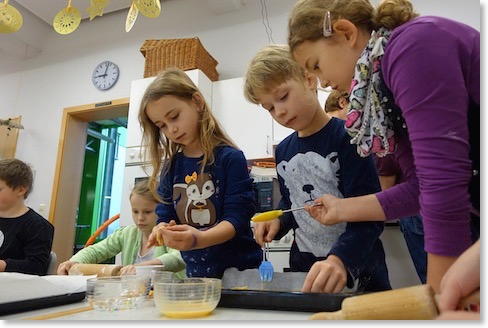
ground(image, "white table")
xmin=0 ymin=299 xmax=312 ymax=320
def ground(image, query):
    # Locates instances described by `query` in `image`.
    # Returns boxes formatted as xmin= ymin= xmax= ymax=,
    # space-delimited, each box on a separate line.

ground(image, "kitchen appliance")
xmin=252 ymin=175 xmax=274 ymax=212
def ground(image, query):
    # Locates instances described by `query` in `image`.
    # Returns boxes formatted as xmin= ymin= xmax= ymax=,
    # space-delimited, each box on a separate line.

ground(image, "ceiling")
xmin=15 ymin=0 xmax=134 ymax=25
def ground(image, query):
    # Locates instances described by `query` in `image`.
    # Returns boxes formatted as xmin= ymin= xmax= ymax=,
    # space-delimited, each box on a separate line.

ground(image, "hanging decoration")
xmin=86 ymin=0 xmax=109 ymax=21
xmin=125 ymin=0 xmax=139 ymax=32
xmin=135 ymin=0 xmax=161 ymax=19
xmin=3 ymin=0 xmax=163 ymax=35
xmin=53 ymin=0 xmax=81 ymax=35
xmin=0 ymin=0 xmax=23 ymax=34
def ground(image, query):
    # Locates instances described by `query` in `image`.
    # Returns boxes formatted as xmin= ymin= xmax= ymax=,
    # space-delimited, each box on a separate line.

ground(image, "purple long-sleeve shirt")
xmin=376 ymin=16 xmax=479 ymax=257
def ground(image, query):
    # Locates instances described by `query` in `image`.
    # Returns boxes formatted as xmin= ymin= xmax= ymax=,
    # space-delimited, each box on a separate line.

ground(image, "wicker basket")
xmin=140 ymin=37 xmax=219 ymax=81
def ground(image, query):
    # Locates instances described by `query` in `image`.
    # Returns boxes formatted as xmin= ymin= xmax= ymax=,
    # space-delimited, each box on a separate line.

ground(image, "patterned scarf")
xmin=345 ymin=27 xmax=395 ymax=158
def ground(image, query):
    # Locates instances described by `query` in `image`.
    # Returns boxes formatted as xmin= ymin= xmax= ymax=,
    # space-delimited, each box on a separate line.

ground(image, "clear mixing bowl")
xmin=153 ymin=278 xmax=221 ymax=318
xmin=86 ymin=275 xmax=151 ymax=311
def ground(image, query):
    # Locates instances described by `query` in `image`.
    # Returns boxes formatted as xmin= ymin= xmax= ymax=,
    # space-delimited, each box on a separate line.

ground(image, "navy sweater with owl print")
xmin=275 ymin=118 xmax=391 ymax=292
xmin=156 ymin=145 xmax=261 ymax=278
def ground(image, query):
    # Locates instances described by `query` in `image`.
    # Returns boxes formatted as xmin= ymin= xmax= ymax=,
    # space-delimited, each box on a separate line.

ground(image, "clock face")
xmin=92 ymin=61 xmax=120 ymax=91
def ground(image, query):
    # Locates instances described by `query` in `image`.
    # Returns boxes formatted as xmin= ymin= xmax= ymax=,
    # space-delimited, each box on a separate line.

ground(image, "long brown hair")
xmin=288 ymin=0 xmax=419 ymax=53
xmin=138 ymin=68 xmax=237 ymax=199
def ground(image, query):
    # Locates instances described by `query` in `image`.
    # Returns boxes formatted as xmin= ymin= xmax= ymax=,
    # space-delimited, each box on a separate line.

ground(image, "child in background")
xmin=143 ymin=68 xmax=262 ymax=279
xmin=244 ymin=44 xmax=390 ymax=293
xmin=57 ymin=179 xmax=186 ymax=278
xmin=288 ymin=0 xmax=479 ymax=292
xmin=324 ymin=90 xmax=349 ymax=120
xmin=0 ymin=159 xmax=54 ymax=275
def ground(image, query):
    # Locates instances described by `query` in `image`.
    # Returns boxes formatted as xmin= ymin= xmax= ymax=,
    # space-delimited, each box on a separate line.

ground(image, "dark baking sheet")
xmin=0 ymin=292 xmax=86 ymax=316
xmin=218 ymin=289 xmax=352 ymax=313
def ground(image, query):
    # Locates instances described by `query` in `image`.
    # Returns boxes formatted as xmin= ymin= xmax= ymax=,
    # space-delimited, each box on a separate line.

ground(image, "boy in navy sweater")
xmin=244 ymin=45 xmax=391 ymax=293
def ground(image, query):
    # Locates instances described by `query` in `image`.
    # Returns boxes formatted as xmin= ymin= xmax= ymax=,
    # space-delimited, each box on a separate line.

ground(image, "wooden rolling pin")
xmin=310 ymin=285 xmax=480 ymax=320
xmin=68 ymin=263 xmax=123 ymax=277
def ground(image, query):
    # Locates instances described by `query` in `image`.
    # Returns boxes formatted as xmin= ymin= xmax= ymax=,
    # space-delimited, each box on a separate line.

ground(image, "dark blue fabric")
xmin=398 ymin=215 xmax=427 ymax=284
xmin=275 ymin=118 xmax=391 ymax=292
xmin=155 ymin=146 xmax=261 ymax=278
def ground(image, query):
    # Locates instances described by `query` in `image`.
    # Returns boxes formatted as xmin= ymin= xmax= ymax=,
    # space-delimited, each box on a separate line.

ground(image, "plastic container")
xmin=86 ymin=275 xmax=151 ymax=311
xmin=134 ymin=265 xmax=166 ymax=286
xmin=153 ymin=278 xmax=221 ymax=318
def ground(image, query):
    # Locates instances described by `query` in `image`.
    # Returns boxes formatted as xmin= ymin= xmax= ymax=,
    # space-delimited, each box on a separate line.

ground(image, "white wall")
xmin=0 ymin=0 xmax=480 ymax=215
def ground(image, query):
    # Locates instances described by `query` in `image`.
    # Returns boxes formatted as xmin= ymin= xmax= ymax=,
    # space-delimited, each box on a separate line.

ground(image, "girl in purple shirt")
xmin=287 ymin=0 xmax=479 ymax=293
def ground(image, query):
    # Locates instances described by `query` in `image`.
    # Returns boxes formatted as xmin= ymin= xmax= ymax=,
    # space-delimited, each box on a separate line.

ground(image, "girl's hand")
xmin=146 ymin=221 xmax=176 ymax=248
xmin=56 ymin=260 xmax=79 ymax=275
xmin=305 ymin=194 xmax=342 ymax=225
xmin=301 ymin=255 xmax=347 ymax=293
xmin=161 ymin=224 xmax=201 ymax=251
xmin=119 ymin=264 xmax=137 ymax=275
xmin=253 ymin=219 xmax=280 ymax=246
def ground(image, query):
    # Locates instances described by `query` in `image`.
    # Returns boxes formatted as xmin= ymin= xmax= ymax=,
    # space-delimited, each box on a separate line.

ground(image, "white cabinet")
xmin=126 ymin=77 xmax=155 ymax=149
xmin=211 ymin=77 xmax=273 ymax=160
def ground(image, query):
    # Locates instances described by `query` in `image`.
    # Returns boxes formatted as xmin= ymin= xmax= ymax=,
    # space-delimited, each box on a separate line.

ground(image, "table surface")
xmin=0 ymin=299 xmax=313 ymax=320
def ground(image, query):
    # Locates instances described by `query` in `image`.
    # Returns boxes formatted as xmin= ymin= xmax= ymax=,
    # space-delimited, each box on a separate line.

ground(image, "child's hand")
xmin=253 ymin=219 xmax=280 ymax=246
xmin=305 ymin=195 xmax=341 ymax=225
xmin=146 ymin=221 xmax=176 ymax=248
xmin=301 ymin=255 xmax=347 ymax=293
xmin=56 ymin=260 xmax=79 ymax=275
xmin=162 ymin=224 xmax=201 ymax=251
xmin=119 ymin=265 xmax=137 ymax=275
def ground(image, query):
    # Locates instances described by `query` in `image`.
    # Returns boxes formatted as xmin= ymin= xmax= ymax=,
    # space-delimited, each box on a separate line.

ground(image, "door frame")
xmin=48 ymin=98 xmax=129 ymax=264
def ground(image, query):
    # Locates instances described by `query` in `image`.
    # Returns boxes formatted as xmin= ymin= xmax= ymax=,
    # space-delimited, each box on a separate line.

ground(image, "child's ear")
xmin=191 ymin=93 xmax=205 ymax=111
xmin=333 ymin=19 xmax=359 ymax=45
xmin=16 ymin=186 xmax=28 ymax=198
xmin=305 ymin=71 xmax=318 ymax=90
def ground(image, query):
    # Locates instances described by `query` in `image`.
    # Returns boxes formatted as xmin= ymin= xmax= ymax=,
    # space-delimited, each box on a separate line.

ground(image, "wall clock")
xmin=92 ymin=61 xmax=120 ymax=91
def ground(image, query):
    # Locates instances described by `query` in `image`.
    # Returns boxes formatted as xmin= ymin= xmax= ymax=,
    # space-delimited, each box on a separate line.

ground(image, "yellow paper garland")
xmin=53 ymin=5 xmax=81 ymax=35
xmin=125 ymin=1 xmax=139 ymax=32
xmin=0 ymin=1 xmax=23 ymax=34
xmin=135 ymin=0 xmax=161 ymax=19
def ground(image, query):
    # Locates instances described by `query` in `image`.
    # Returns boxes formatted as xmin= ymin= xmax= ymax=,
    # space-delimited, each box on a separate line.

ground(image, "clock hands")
xmin=95 ymin=63 xmax=110 ymax=78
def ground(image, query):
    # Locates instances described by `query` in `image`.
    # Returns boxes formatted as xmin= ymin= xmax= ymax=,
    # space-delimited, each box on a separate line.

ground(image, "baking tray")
xmin=0 ymin=292 xmax=86 ymax=316
xmin=218 ymin=289 xmax=352 ymax=313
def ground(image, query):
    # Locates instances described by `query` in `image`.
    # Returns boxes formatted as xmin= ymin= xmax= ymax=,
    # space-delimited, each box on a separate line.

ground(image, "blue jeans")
xmin=398 ymin=215 xmax=427 ymax=284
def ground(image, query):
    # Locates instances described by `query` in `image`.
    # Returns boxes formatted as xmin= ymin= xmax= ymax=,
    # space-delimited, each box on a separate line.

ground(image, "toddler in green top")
xmin=57 ymin=179 xmax=186 ymax=278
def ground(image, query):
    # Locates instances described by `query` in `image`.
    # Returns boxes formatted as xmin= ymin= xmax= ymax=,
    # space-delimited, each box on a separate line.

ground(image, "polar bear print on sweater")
xmin=277 ymin=151 xmax=347 ymax=257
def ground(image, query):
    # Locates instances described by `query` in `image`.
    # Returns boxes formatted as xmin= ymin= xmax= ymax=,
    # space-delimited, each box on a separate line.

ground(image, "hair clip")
xmin=323 ymin=11 xmax=332 ymax=37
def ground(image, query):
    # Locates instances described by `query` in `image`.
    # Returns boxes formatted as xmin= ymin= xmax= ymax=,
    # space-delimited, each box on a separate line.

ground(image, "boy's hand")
xmin=301 ymin=255 xmax=347 ymax=293
xmin=253 ymin=219 xmax=280 ymax=246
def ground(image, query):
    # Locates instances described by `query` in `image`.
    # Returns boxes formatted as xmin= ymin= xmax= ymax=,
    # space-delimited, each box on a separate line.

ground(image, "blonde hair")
xmin=130 ymin=179 xmax=158 ymax=203
xmin=138 ymin=68 xmax=237 ymax=199
xmin=243 ymin=44 xmax=308 ymax=104
xmin=325 ymin=90 xmax=350 ymax=113
xmin=288 ymin=0 xmax=419 ymax=53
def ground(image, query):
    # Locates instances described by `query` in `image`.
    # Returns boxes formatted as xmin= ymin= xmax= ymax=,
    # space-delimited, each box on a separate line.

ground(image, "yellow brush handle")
xmin=251 ymin=210 xmax=283 ymax=222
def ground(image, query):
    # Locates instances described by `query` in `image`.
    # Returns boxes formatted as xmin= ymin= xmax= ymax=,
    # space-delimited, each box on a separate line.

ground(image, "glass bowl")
xmin=86 ymin=275 xmax=151 ymax=311
xmin=153 ymin=278 xmax=222 ymax=318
